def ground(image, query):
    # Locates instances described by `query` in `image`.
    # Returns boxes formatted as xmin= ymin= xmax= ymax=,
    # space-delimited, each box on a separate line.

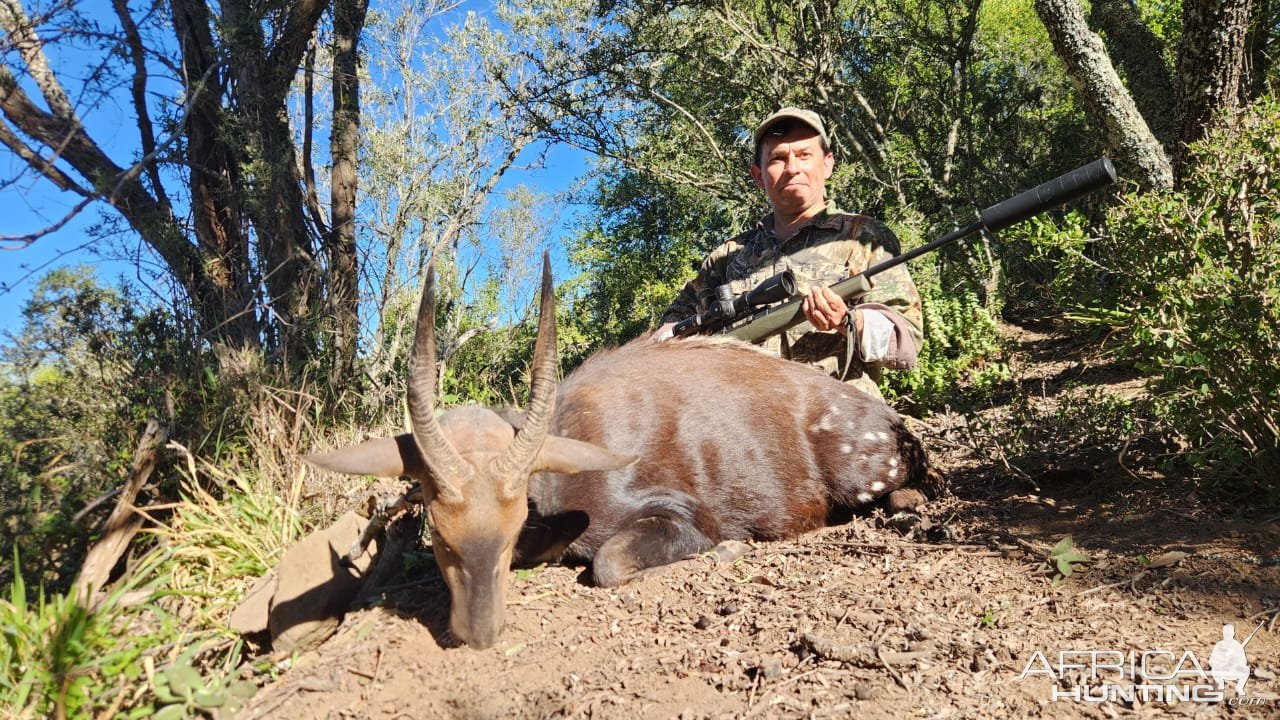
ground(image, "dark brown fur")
xmin=514 ymin=336 xmax=935 ymax=586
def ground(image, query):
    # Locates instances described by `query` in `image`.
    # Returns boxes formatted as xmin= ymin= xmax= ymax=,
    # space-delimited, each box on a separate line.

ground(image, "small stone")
xmin=694 ymin=615 xmax=713 ymax=630
xmin=760 ymin=657 xmax=784 ymax=680
xmin=854 ymin=682 xmax=874 ymax=700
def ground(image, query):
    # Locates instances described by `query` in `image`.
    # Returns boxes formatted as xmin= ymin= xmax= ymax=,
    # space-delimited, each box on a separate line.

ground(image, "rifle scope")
xmin=671 ymin=269 xmax=796 ymax=337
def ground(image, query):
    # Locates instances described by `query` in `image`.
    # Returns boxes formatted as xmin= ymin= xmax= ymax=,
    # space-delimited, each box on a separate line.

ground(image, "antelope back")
xmin=533 ymin=336 xmax=925 ymax=554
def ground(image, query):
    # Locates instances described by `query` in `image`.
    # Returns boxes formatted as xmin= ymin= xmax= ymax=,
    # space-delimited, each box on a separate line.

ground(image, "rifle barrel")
xmin=715 ymin=157 xmax=1117 ymax=345
xmin=980 ymin=157 xmax=1116 ymax=232
xmin=859 ymin=157 xmax=1117 ymax=282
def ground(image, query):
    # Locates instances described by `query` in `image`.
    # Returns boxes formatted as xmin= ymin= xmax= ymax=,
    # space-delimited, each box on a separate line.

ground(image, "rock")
xmin=228 ymin=569 xmax=277 ymax=635
xmin=264 ymin=510 xmax=373 ymax=653
xmin=1146 ymin=551 xmax=1188 ymax=568
xmin=759 ymin=657 xmax=784 ymax=680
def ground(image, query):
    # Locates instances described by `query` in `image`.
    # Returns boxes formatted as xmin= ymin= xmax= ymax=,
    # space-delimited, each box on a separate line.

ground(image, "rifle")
xmin=672 ymin=157 xmax=1118 ymax=343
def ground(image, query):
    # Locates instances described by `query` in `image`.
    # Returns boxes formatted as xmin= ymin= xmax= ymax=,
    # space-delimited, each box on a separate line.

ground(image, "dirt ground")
xmin=242 ymin=323 xmax=1280 ymax=719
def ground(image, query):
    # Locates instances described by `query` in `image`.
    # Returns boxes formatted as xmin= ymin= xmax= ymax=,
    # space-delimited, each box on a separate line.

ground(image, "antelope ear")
xmin=304 ymin=434 xmax=427 ymax=478
xmin=534 ymin=435 xmax=637 ymax=475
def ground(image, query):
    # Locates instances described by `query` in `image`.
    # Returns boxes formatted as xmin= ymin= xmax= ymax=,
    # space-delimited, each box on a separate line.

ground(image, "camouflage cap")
xmin=753 ymin=107 xmax=830 ymax=157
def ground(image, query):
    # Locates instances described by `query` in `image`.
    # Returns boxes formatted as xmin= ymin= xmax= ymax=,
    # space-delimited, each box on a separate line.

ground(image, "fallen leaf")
xmin=1147 ymin=551 xmax=1189 ymax=568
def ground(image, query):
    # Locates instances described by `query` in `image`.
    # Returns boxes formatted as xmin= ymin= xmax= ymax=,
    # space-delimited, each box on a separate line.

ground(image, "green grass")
xmin=1 ymin=430 xmax=312 ymax=719
xmin=1 ymin=550 xmax=167 ymax=719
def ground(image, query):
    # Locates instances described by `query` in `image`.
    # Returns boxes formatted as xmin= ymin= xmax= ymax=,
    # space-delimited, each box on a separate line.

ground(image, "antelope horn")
xmin=493 ymin=251 xmax=558 ymax=496
xmin=407 ymin=260 xmax=468 ymax=504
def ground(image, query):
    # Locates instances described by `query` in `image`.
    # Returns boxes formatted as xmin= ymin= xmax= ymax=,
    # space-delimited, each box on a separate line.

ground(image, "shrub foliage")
xmin=1068 ymin=98 xmax=1280 ymax=485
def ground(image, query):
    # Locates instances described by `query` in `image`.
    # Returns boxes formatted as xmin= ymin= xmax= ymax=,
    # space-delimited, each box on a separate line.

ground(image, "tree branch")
xmin=302 ymin=32 xmax=328 ymax=238
xmin=1035 ymin=0 xmax=1173 ymax=190
xmin=111 ymin=0 xmax=170 ymax=213
xmin=264 ymin=0 xmax=329 ymax=104
xmin=0 ymin=0 xmax=77 ymax=120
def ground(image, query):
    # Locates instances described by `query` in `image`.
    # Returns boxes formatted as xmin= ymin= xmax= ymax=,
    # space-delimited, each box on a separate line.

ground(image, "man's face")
xmin=750 ymin=128 xmax=834 ymax=219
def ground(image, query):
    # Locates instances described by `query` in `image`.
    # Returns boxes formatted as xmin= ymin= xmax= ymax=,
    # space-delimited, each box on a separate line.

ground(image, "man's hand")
xmin=802 ymin=286 xmax=859 ymax=333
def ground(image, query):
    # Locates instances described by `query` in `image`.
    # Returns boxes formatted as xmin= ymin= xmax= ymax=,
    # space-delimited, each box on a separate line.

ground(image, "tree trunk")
xmin=3 ymin=0 xmax=360 ymax=373
xmin=1034 ymin=0 xmax=1174 ymax=190
xmin=328 ymin=0 xmax=370 ymax=390
xmin=219 ymin=0 xmax=329 ymax=370
xmin=1088 ymin=0 xmax=1179 ymax=149
xmin=1175 ymin=0 xmax=1252 ymax=179
xmin=171 ymin=0 xmax=261 ymax=354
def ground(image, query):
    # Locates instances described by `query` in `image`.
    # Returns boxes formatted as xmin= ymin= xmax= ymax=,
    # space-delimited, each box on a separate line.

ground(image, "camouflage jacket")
xmin=660 ymin=208 xmax=923 ymax=399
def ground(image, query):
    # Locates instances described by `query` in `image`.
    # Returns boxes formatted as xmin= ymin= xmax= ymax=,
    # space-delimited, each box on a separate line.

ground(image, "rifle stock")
xmin=725 ymin=274 xmax=872 ymax=342
xmin=718 ymin=157 xmax=1117 ymax=345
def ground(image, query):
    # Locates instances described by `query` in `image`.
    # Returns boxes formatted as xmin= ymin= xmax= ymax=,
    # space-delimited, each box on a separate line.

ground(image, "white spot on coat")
xmin=812 ymin=406 xmax=843 ymax=432
xmin=870 ymin=481 xmax=886 ymax=492
xmin=856 ymin=492 xmax=873 ymax=503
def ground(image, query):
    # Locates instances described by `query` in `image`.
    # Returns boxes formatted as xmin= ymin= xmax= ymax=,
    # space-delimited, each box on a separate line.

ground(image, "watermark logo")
xmin=1209 ymin=623 xmax=1251 ymax=695
xmin=1018 ymin=621 xmax=1269 ymax=706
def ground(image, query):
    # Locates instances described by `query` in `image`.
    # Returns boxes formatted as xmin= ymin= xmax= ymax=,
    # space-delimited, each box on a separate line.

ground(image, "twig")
xmin=1015 ymin=571 xmax=1150 ymax=616
xmin=346 ymin=484 xmax=422 ymax=564
xmin=829 ymin=540 xmax=1013 ymax=554
xmin=71 ymin=487 xmax=122 ymax=524
xmin=1246 ymin=606 xmax=1280 ymax=633
xmin=1117 ymin=435 xmax=1142 ymax=481
xmin=877 ymin=645 xmax=913 ymax=695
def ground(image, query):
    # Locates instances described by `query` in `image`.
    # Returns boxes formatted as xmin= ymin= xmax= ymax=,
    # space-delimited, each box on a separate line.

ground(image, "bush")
xmin=883 ymin=281 xmax=1007 ymax=410
xmin=0 ymin=269 xmax=197 ymax=592
xmin=880 ymin=211 xmax=1008 ymax=411
xmin=1064 ymin=97 xmax=1280 ymax=487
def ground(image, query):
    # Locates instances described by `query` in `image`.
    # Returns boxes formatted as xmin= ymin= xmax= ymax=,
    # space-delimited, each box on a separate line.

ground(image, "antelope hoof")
xmin=886 ymin=487 xmax=928 ymax=512
xmin=707 ymin=539 xmax=752 ymax=564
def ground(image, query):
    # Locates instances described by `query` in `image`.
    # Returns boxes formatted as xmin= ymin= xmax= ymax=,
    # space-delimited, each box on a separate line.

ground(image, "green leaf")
xmin=193 ymin=690 xmax=227 ymax=708
xmin=161 ymin=664 xmax=204 ymax=697
xmin=227 ymin=679 xmax=259 ymax=699
xmin=1049 ymin=536 xmax=1074 ymax=556
xmin=1059 ymin=550 xmax=1089 ymax=564
xmin=152 ymin=682 xmax=182 ymax=705
xmin=152 ymin=703 xmax=190 ymax=720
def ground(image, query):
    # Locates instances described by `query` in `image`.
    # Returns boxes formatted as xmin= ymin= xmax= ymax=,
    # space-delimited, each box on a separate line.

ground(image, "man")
xmin=656 ymin=107 xmax=922 ymax=401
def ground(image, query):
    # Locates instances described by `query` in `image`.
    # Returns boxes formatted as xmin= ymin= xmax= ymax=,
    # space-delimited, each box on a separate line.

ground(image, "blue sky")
xmin=0 ymin=143 xmax=591 ymax=335
xmin=0 ymin=0 xmax=595 ymax=338
xmin=2 ymin=165 xmax=118 ymax=334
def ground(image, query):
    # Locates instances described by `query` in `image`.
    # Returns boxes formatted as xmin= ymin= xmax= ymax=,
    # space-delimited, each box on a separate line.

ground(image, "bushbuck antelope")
xmin=308 ymin=253 xmax=933 ymax=648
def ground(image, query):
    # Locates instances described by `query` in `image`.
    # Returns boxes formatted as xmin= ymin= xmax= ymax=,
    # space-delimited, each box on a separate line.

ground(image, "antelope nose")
xmin=463 ymin=622 xmax=501 ymax=650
